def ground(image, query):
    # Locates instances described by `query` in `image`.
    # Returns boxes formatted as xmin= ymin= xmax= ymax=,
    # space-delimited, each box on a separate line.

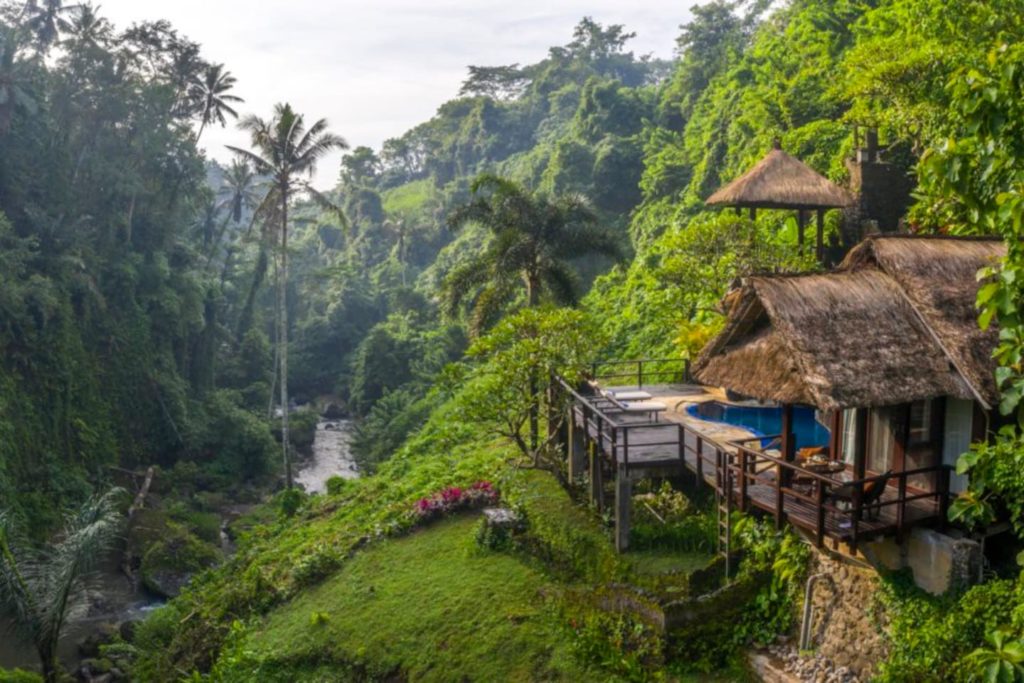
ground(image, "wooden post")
xmin=696 ymin=435 xmax=704 ymax=484
xmin=738 ymin=447 xmax=749 ymax=511
xmin=829 ymin=410 xmax=842 ymax=462
xmin=797 ymin=209 xmax=807 ymax=252
xmin=615 ymin=464 xmax=631 ymax=552
xmin=815 ymin=479 xmax=826 ymax=548
xmin=749 ymin=207 xmax=757 ymax=221
xmin=568 ymin=408 xmax=586 ymax=481
xmin=854 ymin=408 xmax=868 ymax=480
xmin=852 ymin=482 xmax=862 ymax=551
xmin=896 ymin=472 xmax=907 ymax=542
xmin=781 ymin=404 xmax=795 ymax=462
xmin=816 ymin=209 xmax=825 ymax=265
xmin=938 ymin=467 xmax=951 ymax=531
xmin=779 ymin=404 xmax=795 ymax=527
xmin=589 ymin=441 xmax=603 ymax=513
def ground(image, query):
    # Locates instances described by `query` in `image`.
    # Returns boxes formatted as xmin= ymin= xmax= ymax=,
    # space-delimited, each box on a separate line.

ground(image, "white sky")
xmin=98 ymin=1 xmax=691 ymax=189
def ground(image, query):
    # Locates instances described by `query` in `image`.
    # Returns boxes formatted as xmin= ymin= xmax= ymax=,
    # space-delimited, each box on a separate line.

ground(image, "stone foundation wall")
xmin=803 ymin=552 xmax=888 ymax=680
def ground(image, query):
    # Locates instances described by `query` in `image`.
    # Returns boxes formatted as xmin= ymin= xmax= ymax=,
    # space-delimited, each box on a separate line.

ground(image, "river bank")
xmin=0 ymin=415 xmax=360 ymax=678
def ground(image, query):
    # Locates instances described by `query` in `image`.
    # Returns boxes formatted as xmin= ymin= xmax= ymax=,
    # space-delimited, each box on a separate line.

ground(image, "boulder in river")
xmin=321 ymin=402 xmax=347 ymax=419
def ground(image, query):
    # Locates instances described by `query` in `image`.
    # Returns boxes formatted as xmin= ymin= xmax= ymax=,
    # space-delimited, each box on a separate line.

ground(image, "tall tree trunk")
xmin=40 ymin=645 xmax=58 ymax=683
xmin=526 ymin=268 xmax=540 ymax=455
xmin=267 ymin=247 xmax=279 ymax=420
xmin=278 ymin=186 xmax=292 ymax=489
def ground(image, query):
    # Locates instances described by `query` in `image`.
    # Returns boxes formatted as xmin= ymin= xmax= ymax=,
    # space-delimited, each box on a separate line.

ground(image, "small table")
xmin=794 ymin=461 xmax=846 ymax=495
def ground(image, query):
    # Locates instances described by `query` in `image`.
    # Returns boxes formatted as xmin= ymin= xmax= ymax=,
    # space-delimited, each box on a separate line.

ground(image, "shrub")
xmin=283 ymin=409 xmax=319 ymax=454
xmin=877 ymin=572 xmax=1018 ymax=681
xmin=561 ymin=586 xmax=664 ymax=682
xmin=140 ymin=523 xmax=221 ymax=598
xmin=325 ymin=475 xmax=351 ymax=496
xmin=292 ymin=543 xmax=344 ymax=587
xmin=276 ymin=488 xmax=306 ymax=518
xmin=412 ymin=481 xmax=499 ymax=522
xmin=0 ymin=670 xmax=43 ymax=683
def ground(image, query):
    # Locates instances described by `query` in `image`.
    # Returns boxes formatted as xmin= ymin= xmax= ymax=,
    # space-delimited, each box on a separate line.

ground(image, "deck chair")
xmin=829 ymin=470 xmax=892 ymax=520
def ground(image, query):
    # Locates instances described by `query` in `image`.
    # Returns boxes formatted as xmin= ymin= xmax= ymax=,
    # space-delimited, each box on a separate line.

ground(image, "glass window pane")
xmin=908 ymin=400 xmax=932 ymax=446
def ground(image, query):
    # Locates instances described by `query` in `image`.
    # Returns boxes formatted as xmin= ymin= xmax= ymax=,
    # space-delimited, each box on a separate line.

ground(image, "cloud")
xmin=98 ymin=0 xmax=689 ymax=188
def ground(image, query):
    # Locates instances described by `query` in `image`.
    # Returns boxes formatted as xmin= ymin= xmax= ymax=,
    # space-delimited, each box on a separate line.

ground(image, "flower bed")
xmin=413 ymin=481 xmax=499 ymax=522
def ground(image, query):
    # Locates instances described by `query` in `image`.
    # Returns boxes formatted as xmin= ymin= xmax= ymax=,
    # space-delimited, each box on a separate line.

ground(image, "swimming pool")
xmin=686 ymin=401 xmax=831 ymax=449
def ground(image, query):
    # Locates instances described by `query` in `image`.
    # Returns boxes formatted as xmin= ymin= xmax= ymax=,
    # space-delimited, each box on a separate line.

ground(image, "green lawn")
xmin=628 ymin=549 xmax=712 ymax=577
xmin=219 ymin=515 xmax=600 ymax=682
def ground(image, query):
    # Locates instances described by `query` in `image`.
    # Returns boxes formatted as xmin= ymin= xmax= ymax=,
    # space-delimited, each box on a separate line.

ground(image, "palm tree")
xmin=64 ymin=3 xmax=111 ymax=52
xmin=0 ymin=488 xmax=125 ymax=683
xmin=445 ymin=174 xmax=621 ymax=451
xmin=191 ymin=63 xmax=243 ymax=144
xmin=0 ymin=26 xmax=36 ymax=136
xmin=444 ymin=173 xmax=621 ymax=331
xmin=218 ymin=158 xmax=264 ymax=225
xmin=227 ymin=103 xmax=347 ymax=489
xmin=209 ymin=158 xmax=266 ymax=273
xmin=21 ymin=0 xmax=81 ymax=51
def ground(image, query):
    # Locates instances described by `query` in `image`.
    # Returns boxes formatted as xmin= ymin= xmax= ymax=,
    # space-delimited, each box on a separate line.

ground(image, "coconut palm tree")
xmin=64 ymin=3 xmax=111 ymax=52
xmin=444 ymin=173 xmax=621 ymax=332
xmin=218 ymin=158 xmax=264 ymax=225
xmin=21 ymin=0 xmax=81 ymax=51
xmin=444 ymin=174 xmax=621 ymax=451
xmin=227 ymin=103 xmax=347 ymax=489
xmin=191 ymin=63 xmax=243 ymax=144
xmin=0 ymin=488 xmax=125 ymax=683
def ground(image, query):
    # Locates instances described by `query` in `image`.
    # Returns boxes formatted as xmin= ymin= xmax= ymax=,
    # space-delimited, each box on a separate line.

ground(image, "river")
xmin=295 ymin=419 xmax=358 ymax=493
xmin=0 ymin=418 xmax=358 ymax=674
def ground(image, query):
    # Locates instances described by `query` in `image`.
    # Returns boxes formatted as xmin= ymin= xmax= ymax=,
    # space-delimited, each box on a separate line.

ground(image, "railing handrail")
xmin=591 ymin=358 xmax=690 ymax=368
xmin=731 ymin=442 xmax=952 ymax=488
xmin=589 ymin=358 xmax=692 ymax=388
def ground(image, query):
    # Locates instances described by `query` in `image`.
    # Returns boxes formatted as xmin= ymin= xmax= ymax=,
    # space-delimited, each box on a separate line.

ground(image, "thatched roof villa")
xmin=694 ymin=235 xmax=1004 ymax=412
xmin=692 ymin=234 xmax=1005 ymax=562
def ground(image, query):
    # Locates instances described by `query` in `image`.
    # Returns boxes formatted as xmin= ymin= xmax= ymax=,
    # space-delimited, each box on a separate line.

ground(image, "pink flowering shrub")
xmin=413 ymin=481 xmax=499 ymax=521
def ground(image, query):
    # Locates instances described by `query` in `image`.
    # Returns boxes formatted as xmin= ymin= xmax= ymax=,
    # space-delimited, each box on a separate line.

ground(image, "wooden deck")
xmin=555 ymin=377 xmax=951 ymax=553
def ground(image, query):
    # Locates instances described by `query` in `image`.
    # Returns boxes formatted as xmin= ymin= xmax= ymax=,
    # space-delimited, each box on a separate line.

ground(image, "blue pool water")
xmin=687 ymin=401 xmax=830 ymax=450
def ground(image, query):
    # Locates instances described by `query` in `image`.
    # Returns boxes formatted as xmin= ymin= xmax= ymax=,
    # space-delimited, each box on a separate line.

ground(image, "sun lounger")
xmin=601 ymin=389 xmax=653 ymax=402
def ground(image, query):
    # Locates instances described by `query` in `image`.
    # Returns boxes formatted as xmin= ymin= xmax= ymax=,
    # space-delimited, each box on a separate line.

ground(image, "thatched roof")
xmin=693 ymin=235 xmax=1005 ymax=410
xmin=706 ymin=144 xmax=854 ymax=210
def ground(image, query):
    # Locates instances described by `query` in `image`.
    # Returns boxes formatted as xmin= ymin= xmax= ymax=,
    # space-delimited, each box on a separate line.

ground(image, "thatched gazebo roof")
xmin=692 ymin=235 xmax=1005 ymax=410
xmin=706 ymin=142 xmax=854 ymax=210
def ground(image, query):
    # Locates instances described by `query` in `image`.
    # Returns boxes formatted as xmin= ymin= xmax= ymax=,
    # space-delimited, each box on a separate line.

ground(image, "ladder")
xmin=715 ymin=447 xmax=732 ymax=580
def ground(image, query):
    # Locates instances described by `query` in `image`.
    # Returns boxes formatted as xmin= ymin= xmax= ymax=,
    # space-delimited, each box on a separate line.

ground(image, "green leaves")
xmin=964 ymin=628 xmax=1024 ymax=683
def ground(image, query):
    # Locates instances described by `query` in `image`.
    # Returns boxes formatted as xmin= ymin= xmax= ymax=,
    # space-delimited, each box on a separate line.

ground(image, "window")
xmin=908 ymin=400 xmax=933 ymax=446
xmin=841 ymin=408 xmax=858 ymax=466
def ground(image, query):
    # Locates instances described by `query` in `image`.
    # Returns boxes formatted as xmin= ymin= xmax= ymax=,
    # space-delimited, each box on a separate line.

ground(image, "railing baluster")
xmin=852 ymin=481 xmax=862 ymax=552
xmin=622 ymin=427 xmax=629 ymax=468
xmin=897 ymin=472 xmax=907 ymax=542
xmin=696 ymin=435 xmax=704 ymax=484
xmin=775 ymin=458 xmax=784 ymax=529
xmin=738 ymin=447 xmax=748 ymax=511
xmin=816 ymin=480 xmax=826 ymax=548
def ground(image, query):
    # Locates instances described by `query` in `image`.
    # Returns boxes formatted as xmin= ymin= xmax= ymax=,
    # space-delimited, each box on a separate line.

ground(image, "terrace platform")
xmin=553 ymin=367 xmax=950 ymax=555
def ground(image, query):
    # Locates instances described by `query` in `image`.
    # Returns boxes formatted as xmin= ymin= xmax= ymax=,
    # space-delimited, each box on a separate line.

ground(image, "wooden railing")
xmin=553 ymin=371 xmax=952 ymax=551
xmin=553 ymin=375 xmax=682 ymax=468
xmin=729 ymin=439 xmax=952 ymax=550
xmin=589 ymin=358 xmax=691 ymax=388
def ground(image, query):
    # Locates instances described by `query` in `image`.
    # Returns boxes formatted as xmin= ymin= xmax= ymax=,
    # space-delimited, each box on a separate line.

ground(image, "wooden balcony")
xmin=552 ymin=371 xmax=952 ymax=554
